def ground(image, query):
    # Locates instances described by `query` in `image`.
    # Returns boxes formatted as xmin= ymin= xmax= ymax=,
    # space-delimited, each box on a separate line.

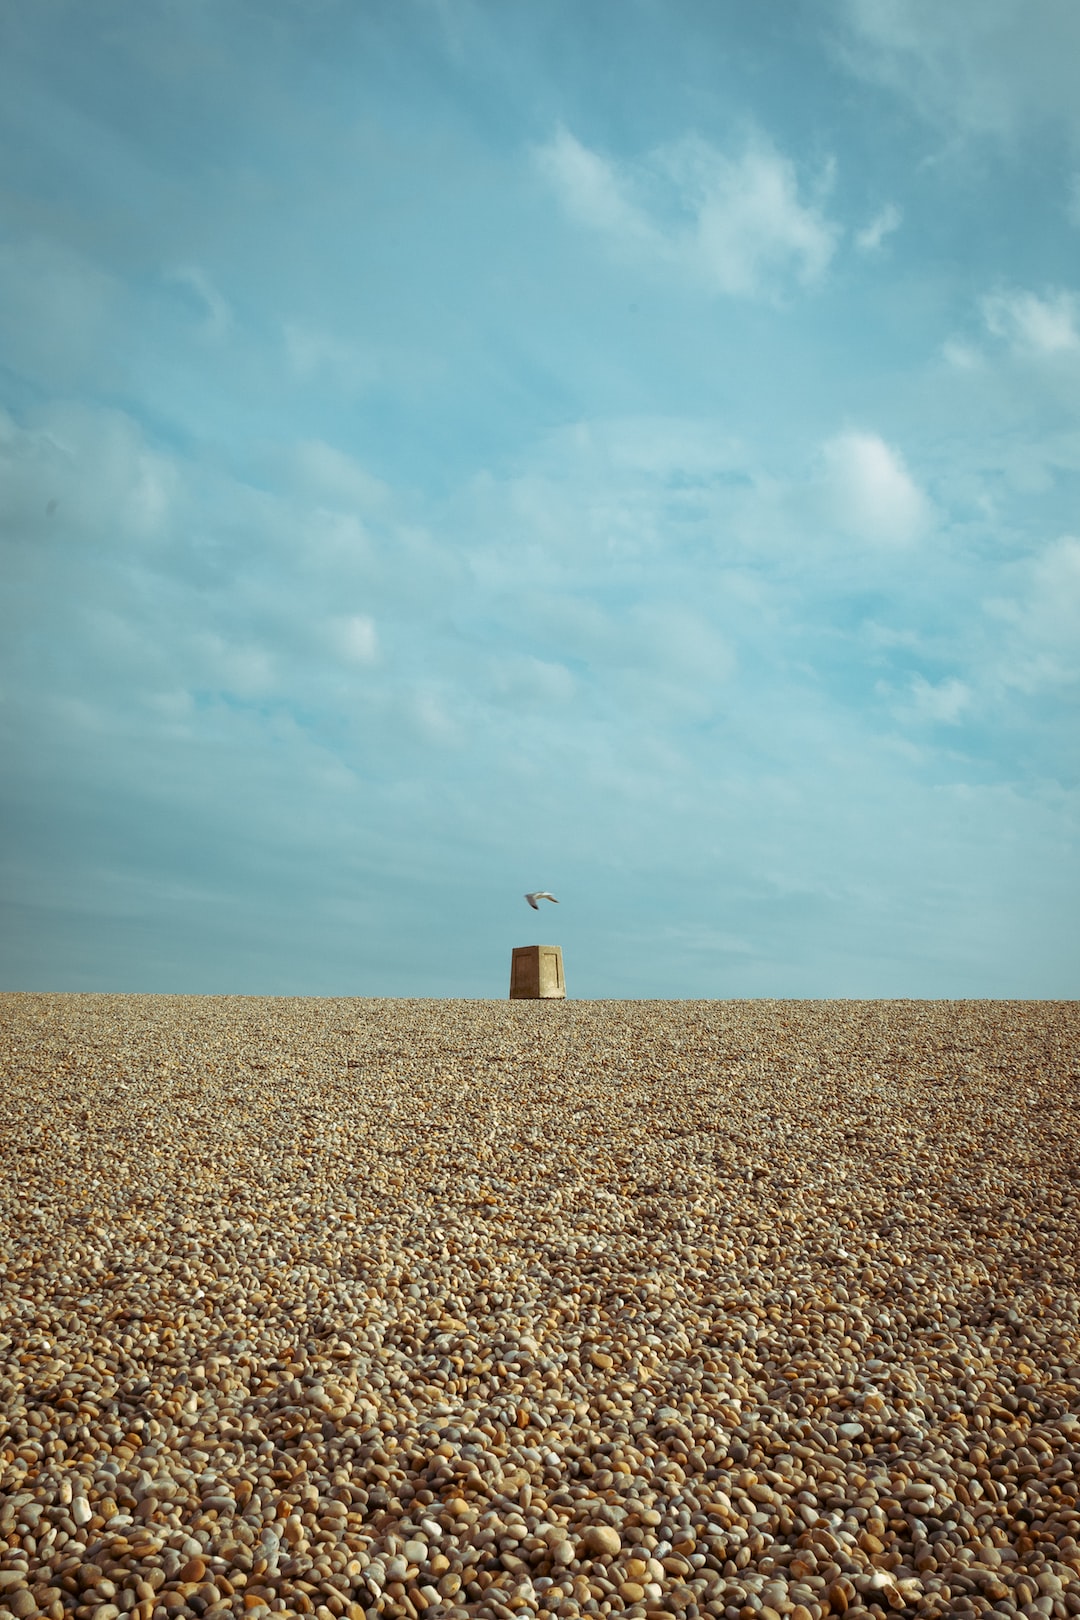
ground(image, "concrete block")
xmin=509 ymin=944 xmax=565 ymax=999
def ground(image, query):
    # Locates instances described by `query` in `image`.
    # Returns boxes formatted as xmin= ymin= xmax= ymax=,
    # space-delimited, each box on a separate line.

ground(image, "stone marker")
xmin=509 ymin=944 xmax=565 ymax=999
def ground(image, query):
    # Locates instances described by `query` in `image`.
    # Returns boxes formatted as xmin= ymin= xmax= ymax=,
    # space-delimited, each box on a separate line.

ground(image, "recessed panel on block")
xmin=509 ymin=944 xmax=565 ymax=999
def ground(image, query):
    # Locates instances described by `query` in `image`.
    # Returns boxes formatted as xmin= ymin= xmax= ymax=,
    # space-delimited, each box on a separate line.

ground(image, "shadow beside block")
xmin=510 ymin=944 xmax=565 ymax=999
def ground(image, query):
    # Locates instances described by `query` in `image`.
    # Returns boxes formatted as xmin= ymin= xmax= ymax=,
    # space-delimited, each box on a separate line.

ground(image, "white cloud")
xmin=488 ymin=654 xmax=576 ymax=708
xmin=538 ymin=415 xmax=751 ymax=483
xmin=167 ymin=265 xmax=232 ymax=339
xmin=1069 ymin=174 xmax=1080 ymax=227
xmin=0 ymin=401 xmax=176 ymax=546
xmin=283 ymin=322 xmax=378 ymax=391
xmin=409 ymin=686 xmax=462 ymax=747
xmin=534 ymin=127 xmax=649 ymax=244
xmin=535 ymin=126 xmax=839 ymax=298
xmin=820 ymin=430 xmax=930 ymax=545
xmin=942 ymin=285 xmax=1080 ymax=375
xmin=861 ymin=620 xmax=922 ymax=651
xmin=626 ymin=604 xmax=736 ymax=685
xmin=981 ymin=286 xmax=1080 ymax=356
xmin=989 ymin=535 xmax=1080 ymax=691
xmin=669 ymin=136 xmax=839 ymax=295
xmin=908 ymin=674 xmax=972 ymax=724
xmin=1027 ymin=535 xmax=1080 ymax=662
xmin=836 ymin=0 xmax=1080 ymax=144
xmin=942 ymin=338 xmax=983 ymax=370
xmin=855 ymin=202 xmax=902 ymax=253
xmin=192 ymin=631 xmax=275 ymax=698
xmin=333 ymin=614 xmax=379 ymax=665
xmin=292 ymin=440 xmax=391 ymax=512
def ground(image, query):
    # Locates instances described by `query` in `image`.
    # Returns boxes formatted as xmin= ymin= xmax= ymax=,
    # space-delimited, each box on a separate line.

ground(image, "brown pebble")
xmin=580 ymin=1523 xmax=622 ymax=1557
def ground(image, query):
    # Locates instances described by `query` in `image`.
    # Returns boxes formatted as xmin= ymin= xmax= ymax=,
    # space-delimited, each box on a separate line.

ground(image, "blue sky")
xmin=1 ymin=0 xmax=1078 ymax=997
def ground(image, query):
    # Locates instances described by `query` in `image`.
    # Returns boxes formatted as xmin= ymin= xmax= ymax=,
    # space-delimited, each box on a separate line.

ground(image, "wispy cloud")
xmin=1069 ymin=174 xmax=1080 ymax=227
xmin=535 ymin=126 xmax=839 ymax=298
xmin=0 ymin=401 xmax=176 ymax=547
xmin=819 ymin=431 xmax=931 ymax=546
xmin=941 ymin=338 xmax=983 ymax=371
xmin=836 ymin=0 xmax=1080 ymax=144
xmin=855 ymin=202 xmax=901 ymax=254
xmin=981 ymin=286 xmax=1080 ymax=356
xmin=907 ymin=674 xmax=973 ymax=724
xmin=167 ymin=265 xmax=232 ymax=340
xmin=283 ymin=322 xmax=378 ymax=392
xmin=291 ymin=440 xmax=392 ymax=513
xmin=332 ymin=614 xmax=380 ymax=666
xmin=988 ymin=535 xmax=1080 ymax=692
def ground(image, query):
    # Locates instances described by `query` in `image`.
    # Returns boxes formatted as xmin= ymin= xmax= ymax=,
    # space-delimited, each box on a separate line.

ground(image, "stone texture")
xmin=1 ymin=994 xmax=1079 ymax=1619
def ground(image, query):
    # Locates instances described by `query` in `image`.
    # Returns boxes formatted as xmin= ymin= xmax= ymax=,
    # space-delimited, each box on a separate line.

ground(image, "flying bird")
xmin=525 ymin=892 xmax=558 ymax=909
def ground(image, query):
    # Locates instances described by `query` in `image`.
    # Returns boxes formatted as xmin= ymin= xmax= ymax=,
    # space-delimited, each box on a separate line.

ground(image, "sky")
xmin=1 ymin=0 xmax=1078 ymax=998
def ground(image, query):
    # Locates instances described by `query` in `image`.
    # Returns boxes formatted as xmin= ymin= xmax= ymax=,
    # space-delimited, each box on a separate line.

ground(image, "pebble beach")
xmin=2 ymin=994 xmax=1079 ymax=1620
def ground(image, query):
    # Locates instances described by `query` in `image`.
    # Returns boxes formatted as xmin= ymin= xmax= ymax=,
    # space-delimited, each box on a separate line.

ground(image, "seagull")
xmin=525 ymin=892 xmax=559 ymax=909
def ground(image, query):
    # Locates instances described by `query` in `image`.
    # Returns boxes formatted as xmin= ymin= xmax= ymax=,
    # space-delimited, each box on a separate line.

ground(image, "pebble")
xmin=2 ymin=994 xmax=1080 ymax=1620
xmin=579 ymin=1525 xmax=621 ymax=1557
